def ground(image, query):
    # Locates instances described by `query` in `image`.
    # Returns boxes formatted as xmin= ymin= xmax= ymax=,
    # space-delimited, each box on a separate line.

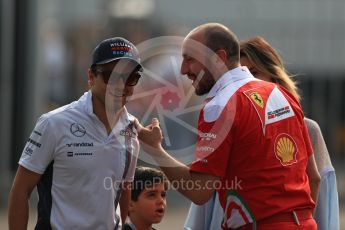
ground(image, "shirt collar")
xmin=126 ymin=217 xmax=156 ymax=230
xmin=126 ymin=217 xmax=137 ymax=230
xmin=206 ymin=66 xmax=254 ymax=98
xmin=83 ymin=91 xmax=94 ymax=115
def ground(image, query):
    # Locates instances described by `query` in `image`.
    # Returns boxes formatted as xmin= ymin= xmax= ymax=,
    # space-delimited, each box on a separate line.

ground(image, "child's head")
xmin=129 ymin=167 xmax=169 ymax=227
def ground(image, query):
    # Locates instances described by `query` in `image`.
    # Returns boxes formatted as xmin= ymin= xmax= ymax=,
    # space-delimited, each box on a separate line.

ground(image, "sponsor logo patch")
xmin=33 ymin=130 xmax=42 ymax=136
xmin=267 ymin=106 xmax=291 ymax=119
xmin=196 ymin=158 xmax=208 ymax=163
xmin=199 ymin=132 xmax=217 ymax=141
xmin=120 ymin=129 xmax=136 ymax=138
xmin=66 ymin=151 xmax=93 ymax=157
xmin=66 ymin=142 xmax=94 ymax=148
xmin=250 ymin=92 xmax=264 ymax=108
xmin=196 ymin=146 xmax=215 ymax=153
xmin=27 ymin=138 xmax=41 ymax=148
xmin=274 ymin=133 xmax=298 ymax=166
xmin=24 ymin=147 xmax=34 ymax=156
xmin=70 ymin=123 xmax=86 ymax=137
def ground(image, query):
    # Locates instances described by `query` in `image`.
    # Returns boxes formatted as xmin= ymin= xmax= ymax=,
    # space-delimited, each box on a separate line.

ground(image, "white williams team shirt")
xmin=19 ymin=91 xmax=139 ymax=230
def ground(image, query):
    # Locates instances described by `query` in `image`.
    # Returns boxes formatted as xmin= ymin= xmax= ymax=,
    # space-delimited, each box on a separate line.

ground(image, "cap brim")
xmin=95 ymin=57 xmax=143 ymax=70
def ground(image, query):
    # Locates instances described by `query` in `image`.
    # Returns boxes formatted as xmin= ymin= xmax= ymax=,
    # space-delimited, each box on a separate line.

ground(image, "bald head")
xmin=186 ymin=23 xmax=240 ymax=64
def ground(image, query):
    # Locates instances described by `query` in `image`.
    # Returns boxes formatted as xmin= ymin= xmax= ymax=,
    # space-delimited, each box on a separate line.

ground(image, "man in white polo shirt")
xmin=8 ymin=37 xmax=143 ymax=229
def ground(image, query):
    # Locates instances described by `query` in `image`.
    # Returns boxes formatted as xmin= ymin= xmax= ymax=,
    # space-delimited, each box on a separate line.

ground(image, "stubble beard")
xmin=194 ymin=69 xmax=216 ymax=96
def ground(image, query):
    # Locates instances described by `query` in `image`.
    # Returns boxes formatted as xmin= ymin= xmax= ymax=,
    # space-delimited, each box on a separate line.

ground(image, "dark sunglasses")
xmin=93 ymin=67 xmax=142 ymax=86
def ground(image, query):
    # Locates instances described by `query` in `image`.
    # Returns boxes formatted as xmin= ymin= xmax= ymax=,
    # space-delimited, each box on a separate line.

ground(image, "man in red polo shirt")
xmin=137 ymin=23 xmax=320 ymax=229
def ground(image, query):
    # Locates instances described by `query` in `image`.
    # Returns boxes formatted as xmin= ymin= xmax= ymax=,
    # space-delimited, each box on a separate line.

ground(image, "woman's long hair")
xmin=240 ymin=36 xmax=300 ymax=101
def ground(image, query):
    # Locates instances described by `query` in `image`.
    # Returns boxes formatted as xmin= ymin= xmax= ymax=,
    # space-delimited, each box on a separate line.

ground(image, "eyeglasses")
xmin=93 ymin=68 xmax=142 ymax=86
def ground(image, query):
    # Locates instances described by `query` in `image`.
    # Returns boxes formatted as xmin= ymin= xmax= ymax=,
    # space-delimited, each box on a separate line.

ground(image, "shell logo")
xmin=274 ymin=134 xmax=298 ymax=166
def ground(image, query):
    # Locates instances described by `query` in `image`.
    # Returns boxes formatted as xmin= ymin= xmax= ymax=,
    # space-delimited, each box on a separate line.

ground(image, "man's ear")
xmin=129 ymin=200 xmax=135 ymax=212
xmin=88 ymin=69 xmax=94 ymax=88
xmin=215 ymin=49 xmax=228 ymax=64
xmin=212 ymin=49 xmax=229 ymax=75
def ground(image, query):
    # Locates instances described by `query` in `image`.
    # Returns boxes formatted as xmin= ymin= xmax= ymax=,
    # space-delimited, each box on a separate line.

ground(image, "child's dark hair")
xmin=131 ymin=167 xmax=169 ymax=201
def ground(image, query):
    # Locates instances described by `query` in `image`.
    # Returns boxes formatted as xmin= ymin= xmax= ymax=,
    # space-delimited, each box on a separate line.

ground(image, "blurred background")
xmin=1 ymin=0 xmax=344 ymax=229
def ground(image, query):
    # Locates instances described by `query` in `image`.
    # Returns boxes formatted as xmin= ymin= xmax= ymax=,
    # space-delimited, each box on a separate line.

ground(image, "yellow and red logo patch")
xmin=274 ymin=133 xmax=298 ymax=166
xmin=250 ymin=92 xmax=264 ymax=108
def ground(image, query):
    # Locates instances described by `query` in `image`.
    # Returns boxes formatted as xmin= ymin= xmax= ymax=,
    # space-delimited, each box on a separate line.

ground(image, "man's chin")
xmin=194 ymin=81 xmax=215 ymax=96
xmin=195 ymin=88 xmax=208 ymax=96
xmin=195 ymin=91 xmax=204 ymax=96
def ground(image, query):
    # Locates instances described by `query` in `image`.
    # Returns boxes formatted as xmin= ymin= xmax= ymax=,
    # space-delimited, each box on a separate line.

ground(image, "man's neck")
xmin=92 ymin=97 xmax=124 ymax=134
xmin=214 ymin=63 xmax=240 ymax=82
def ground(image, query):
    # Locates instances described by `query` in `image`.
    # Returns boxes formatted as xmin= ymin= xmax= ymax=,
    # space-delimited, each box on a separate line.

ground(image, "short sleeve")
xmin=19 ymin=115 xmax=56 ymax=174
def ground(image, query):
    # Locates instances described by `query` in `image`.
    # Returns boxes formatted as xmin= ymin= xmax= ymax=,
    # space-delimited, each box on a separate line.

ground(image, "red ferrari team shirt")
xmin=190 ymin=67 xmax=315 ymax=229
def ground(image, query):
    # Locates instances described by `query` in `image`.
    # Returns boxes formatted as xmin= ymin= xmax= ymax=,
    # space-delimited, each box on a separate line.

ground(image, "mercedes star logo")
xmin=70 ymin=123 xmax=86 ymax=137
